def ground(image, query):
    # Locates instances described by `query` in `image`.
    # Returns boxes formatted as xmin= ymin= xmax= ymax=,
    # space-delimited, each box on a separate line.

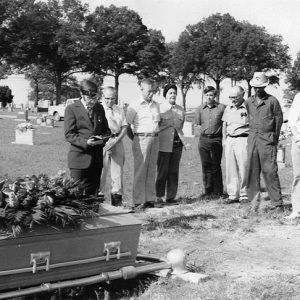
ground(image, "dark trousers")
xmin=70 ymin=153 xmax=103 ymax=196
xmin=198 ymin=137 xmax=223 ymax=194
xmin=246 ymin=137 xmax=282 ymax=207
xmin=156 ymin=145 xmax=183 ymax=200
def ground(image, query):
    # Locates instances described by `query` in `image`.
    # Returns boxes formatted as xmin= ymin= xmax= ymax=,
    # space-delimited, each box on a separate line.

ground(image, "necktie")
xmin=87 ymin=107 xmax=94 ymax=124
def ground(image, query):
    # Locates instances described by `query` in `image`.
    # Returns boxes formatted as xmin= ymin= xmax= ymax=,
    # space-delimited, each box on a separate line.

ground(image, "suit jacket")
xmin=158 ymin=102 xmax=185 ymax=152
xmin=64 ymin=100 xmax=111 ymax=169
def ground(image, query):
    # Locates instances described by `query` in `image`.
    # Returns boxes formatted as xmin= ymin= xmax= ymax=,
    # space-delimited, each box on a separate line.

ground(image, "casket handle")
xmin=104 ymin=241 xmax=121 ymax=261
xmin=30 ymin=251 xmax=51 ymax=273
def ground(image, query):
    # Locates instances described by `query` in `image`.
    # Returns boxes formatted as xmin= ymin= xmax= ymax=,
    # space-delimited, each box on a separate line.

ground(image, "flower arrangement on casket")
xmin=0 ymin=171 xmax=98 ymax=237
xmin=16 ymin=122 xmax=34 ymax=132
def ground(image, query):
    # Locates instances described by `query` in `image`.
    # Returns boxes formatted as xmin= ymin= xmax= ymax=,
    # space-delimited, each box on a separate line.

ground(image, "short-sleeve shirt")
xmin=102 ymin=103 xmax=127 ymax=134
xmin=222 ymin=102 xmax=249 ymax=136
xmin=126 ymin=99 xmax=160 ymax=133
xmin=194 ymin=102 xmax=226 ymax=135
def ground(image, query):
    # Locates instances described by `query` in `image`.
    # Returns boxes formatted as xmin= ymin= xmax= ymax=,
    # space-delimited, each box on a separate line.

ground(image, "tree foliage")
xmin=137 ymin=29 xmax=167 ymax=83
xmin=3 ymin=0 xmax=88 ymax=104
xmin=0 ymin=86 xmax=13 ymax=106
xmin=84 ymin=5 xmax=149 ymax=102
xmin=231 ymin=22 xmax=291 ymax=96
xmin=286 ymin=51 xmax=300 ymax=92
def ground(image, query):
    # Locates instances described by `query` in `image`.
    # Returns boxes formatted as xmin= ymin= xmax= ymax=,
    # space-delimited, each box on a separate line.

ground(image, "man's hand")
xmin=87 ymin=138 xmax=104 ymax=147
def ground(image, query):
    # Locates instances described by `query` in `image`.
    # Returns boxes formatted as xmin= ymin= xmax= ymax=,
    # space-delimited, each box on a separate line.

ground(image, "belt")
xmin=201 ymin=133 xmax=221 ymax=138
xmin=111 ymin=132 xmax=120 ymax=138
xmin=228 ymin=134 xmax=249 ymax=138
xmin=134 ymin=132 xmax=158 ymax=137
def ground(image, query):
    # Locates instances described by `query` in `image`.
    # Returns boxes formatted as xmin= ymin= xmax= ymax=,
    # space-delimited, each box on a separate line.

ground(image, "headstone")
xmin=182 ymin=121 xmax=195 ymax=137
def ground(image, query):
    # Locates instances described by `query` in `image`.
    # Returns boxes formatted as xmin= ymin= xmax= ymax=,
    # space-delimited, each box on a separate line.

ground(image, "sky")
xmin=3 ymin=0 xmax=300 ymax=108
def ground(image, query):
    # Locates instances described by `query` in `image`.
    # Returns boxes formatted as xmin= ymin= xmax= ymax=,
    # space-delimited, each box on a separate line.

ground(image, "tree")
xmin=166 ymin=40 xmax=203 ymax=110
xmin=0 ymin=86 xmax=13 ymax=107
xmin=231 ymin=22 xmax=291 ymax=97
xmin=137 ymin=29 xmax=167 ymax=84
xmin=3 ymin=0 xmax=89 ymax=104
xmin=25 ymin=65 xmax=79 ymax=105
xmin=185 ymin=14 xmax=243 ymax=100
xmin=286 ymin=51 xmax=300 ymax=92
xmin=84 ymin=5 xmax=149 ymax=103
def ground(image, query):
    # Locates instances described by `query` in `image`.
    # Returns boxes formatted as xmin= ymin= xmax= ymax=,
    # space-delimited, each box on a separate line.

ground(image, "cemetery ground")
xmin=0 ymin=114 xmax=300 ymax=300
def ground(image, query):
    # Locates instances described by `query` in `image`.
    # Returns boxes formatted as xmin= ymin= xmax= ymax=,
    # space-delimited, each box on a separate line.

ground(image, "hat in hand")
xmin=250 ymin=72 xmax=269 ymax=87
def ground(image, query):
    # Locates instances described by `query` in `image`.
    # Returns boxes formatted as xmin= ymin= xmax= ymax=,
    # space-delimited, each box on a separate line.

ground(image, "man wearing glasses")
xmin=64 ymin=79 xmax=111 ymax=196
xmin=98 ymin=86 xmax=128 ymax=206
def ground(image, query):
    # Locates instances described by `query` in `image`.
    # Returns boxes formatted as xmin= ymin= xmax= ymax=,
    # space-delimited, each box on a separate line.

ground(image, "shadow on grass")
xmin=143 ymin=213 xmax=217 ymax=231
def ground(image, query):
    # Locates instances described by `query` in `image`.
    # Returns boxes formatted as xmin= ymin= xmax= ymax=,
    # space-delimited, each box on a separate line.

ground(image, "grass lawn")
xmin=0 ymin=114 xmax=299 ymax=299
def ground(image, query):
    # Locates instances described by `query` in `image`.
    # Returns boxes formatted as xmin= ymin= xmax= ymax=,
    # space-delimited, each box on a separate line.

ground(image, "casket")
xmin=0 ymin=212 xmax=141 ymax=291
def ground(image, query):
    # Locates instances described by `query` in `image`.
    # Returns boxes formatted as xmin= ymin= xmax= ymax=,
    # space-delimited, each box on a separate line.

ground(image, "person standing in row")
xmin=222 ymin=86 xmax=249 ymax=203
xmin=64 ymin=79 xmax=110 ymax=196
xmin=285 ymin=92 xmax=300 ymax=220
xmin=99 ymin=86 xmax=128 ymax=206
xmin=156 ymin=84 xmax=185 ymax=206
xmin=126 ymin=78 xmax=160 ymax=210
xmin=245 ymin=72 xmax=283 ymax=212
xmin=195 ymin=86 xmax=226 ymax=198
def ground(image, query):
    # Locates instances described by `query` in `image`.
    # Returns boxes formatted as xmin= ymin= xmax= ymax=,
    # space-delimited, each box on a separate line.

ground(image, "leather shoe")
xmin=166 ymin=198 xmax=178 ymax=205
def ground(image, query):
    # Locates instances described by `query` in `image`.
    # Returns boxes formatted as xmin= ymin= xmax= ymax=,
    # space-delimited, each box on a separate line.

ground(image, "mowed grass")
xmin=0 ymin=114 xmax=300 ymax=299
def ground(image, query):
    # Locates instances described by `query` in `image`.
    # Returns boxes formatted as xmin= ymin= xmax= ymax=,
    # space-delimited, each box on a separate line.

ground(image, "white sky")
xmin=84 ymin=0 xmax=300 ymax=60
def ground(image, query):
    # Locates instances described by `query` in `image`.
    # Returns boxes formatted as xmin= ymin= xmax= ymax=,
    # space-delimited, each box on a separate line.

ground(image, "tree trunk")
xmin=180 ymin=84 xmax=186 ymax=111
xmin=215 ymin=79 xmax=220 ymax=102
xmin=114 ymin=74 xmax=119 ymax=105
xmin=55 ymin=71 xmax=62 ymax=105
xmin=34 ymin=79 xmax=39 ymax=108
xmin=247 ymin=80 xmax=252 ymax=98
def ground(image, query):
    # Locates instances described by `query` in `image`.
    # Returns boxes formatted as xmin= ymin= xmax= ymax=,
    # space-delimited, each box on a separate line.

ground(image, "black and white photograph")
xmin=0 ymin=0 xmax=299 ymax=299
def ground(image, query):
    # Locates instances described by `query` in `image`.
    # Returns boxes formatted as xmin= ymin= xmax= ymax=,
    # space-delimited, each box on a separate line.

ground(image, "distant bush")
xmin=0 ymin=86 xmax=13 ymax=107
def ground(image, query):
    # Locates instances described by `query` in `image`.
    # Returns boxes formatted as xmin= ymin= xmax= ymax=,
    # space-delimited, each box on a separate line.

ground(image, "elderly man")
xmin=98 ymin=86 xmax=128 ymax=206
xmin=64 ymin=79 xmax=110 ymax=196
xmin=245 ymin=72 xmax=283 ymax=212
xmin=222 ymin=86 xmax=249 ymax=203
xmin=285 ymin=92 xmax=300 ymax=220
xmin=195 ymin=86 xmax=226 ymax=198
xmin=126 ymin=78 xmax=160 ymax=210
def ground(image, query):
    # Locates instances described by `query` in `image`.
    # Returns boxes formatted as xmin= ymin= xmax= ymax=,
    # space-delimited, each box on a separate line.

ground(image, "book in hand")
xmin=90 ymin=135 xmax=111 ymax=142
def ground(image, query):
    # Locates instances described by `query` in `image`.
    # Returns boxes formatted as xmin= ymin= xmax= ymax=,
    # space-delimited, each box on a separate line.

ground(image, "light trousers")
xmin=291 ymin=141 xmax=300 ymax=214
xmin=225 ymin=137 xmax=248 ymax=199
xmin=99 ymin=141 xmax=125 ymax=195
xmin=132 ymin=135 xmax=159 ymax=205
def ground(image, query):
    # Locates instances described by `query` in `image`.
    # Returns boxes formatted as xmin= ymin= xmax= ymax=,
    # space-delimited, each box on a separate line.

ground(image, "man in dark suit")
xmin=64 ymin=79 xmax=111 ymax=196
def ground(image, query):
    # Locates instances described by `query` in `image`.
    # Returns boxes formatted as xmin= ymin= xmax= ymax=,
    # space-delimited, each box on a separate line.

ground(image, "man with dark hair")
xmin=126 ymin=78 xmax=160 ymax=210
xmin=64 ymin=79 xmax=111 ymax=196
xmin=245 ymin=72 xmax=283 ymax=212
xmin=195 ymin=86 xmax=226 ymax=198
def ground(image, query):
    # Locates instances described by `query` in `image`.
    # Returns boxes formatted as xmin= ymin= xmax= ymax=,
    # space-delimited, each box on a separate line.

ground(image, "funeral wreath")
xmin=0 ymin=171 xmax=98 ymax=237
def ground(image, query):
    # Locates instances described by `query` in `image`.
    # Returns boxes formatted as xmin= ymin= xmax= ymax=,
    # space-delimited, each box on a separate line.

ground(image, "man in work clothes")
xmin=245 ymin=72 xmax=283 ymax=212
xmin=99 ymin=86 xmax=128 ymax=206
xmin=126 ymin=79 xmax=160 ymax=210
xmin=222 ymin=86 xmax=249 ymax=203
xmin=195 ymin=86 xmax=226 ymax=198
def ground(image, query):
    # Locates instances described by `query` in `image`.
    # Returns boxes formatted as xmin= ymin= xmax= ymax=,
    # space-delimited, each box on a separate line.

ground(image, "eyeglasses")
xmin=81 ymin=90 xmax=97 ymax=98
xmin=104 ymin=97 xmax=116 ymax=100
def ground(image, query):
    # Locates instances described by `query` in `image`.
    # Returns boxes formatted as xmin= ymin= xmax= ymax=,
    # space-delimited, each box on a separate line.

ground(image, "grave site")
xmin=0 ymin=112 xmax=299 ymax=300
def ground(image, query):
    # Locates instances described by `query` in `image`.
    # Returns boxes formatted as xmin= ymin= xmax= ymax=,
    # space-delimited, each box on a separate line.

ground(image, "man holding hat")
xmin=245 ymin=72 xmax=283 ymax=212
